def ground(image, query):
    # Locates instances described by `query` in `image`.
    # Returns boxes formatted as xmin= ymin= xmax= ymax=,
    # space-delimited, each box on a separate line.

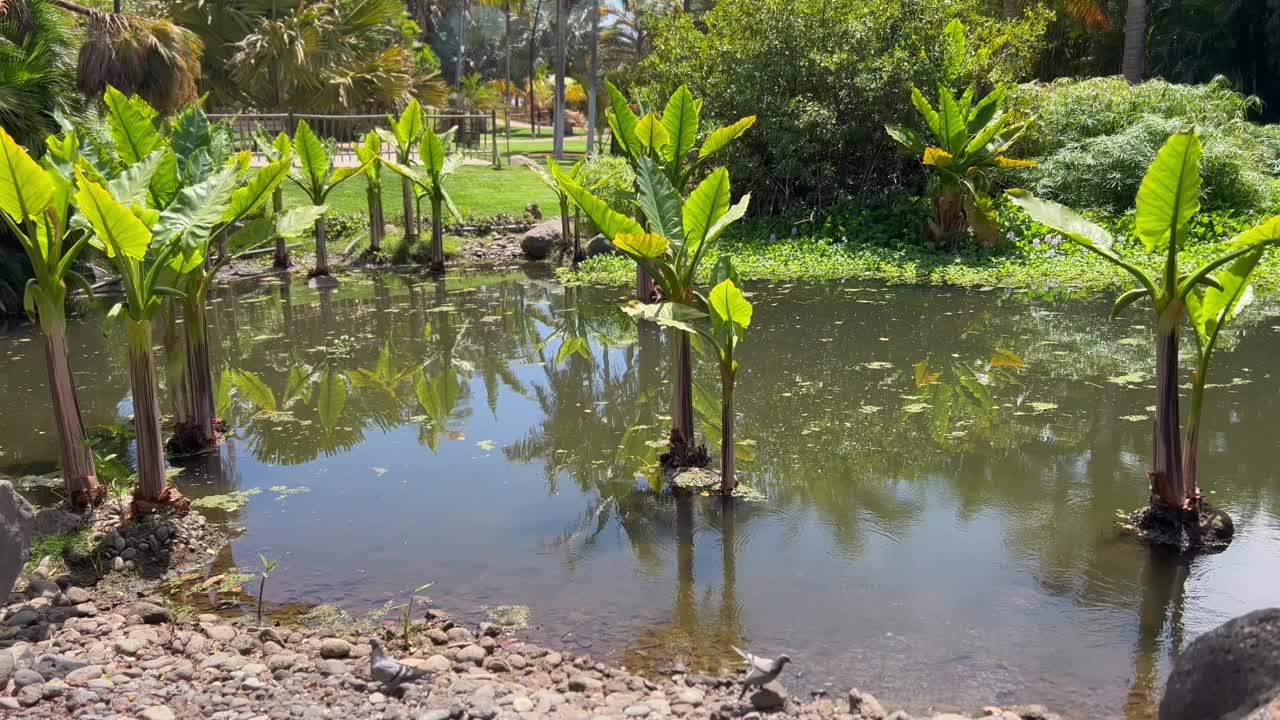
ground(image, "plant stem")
xmin=182 ymin=295 xmax=218 ymax=450
xmin=431 ymin=195 xmax=445 ymax=273
xmin=38 ymin=300 xmax=100 ymax=506
xmin=162 ymin=303 xmax=194 ymax=441
xmin=125 ymin=319 xmax=168 ymax=502
xmin=272 ymin=188 xmax=289 ymax=268
xmin=257 ymin=576 xmax=266 ymax=626
xmin=720 ymin=364 xmax=736 ymax=493
xmin=671 ymin=330 xmax=695 ymax=455
xmin=401 ymin=174 xmax=417 ymax=242
xmin=1181 ymin=356 xmax=1209 ymax=501
xmin=1152 ymin=303 xmax=1185 ymax=508
xmin=313 ymin=214 xmax=329 ymax=276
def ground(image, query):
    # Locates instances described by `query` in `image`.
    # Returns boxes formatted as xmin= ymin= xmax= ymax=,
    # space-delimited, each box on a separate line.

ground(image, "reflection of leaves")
xmin=990 ymin=349 xmax=1026 ymax=368
xmin=316 ymin=370 xmax=348 ymax=430
xmin=913 ymin=358 xmax=941 ymax=387
xmin=953 ymin=363 xmax=993 ymax=410
xmin=230 ymin=369 xmax=277 ymax=413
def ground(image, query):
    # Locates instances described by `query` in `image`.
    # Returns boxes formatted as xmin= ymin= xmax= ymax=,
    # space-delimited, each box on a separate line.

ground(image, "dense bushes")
xmin=1009 ymin=77 xmax=1280 ymax=216
xmin=632 ymin=0 xmax=1049 ymax=212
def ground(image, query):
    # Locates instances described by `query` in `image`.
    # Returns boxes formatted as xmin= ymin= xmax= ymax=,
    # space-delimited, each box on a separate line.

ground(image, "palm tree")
xmin=525 ymin=0 xmax=546 ymax=135
xmin=551 ymin=0 xmax=567 ymax=158
xmin=1122 ymin=0 xmax=1145 ymax=82
xmin=586 ymin=0 xmax=598 ymax=153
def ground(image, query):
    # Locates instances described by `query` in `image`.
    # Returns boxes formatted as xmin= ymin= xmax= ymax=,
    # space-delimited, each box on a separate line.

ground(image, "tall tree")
xmin=586 ymin=0 xmax=598 ymax=153
xmin=1122 ymin=0 xmax=1145 ymax=82
xmin=526 ymin=0 xmax=544 ymax=136
xmin=552 ymin=0 xmax=566 ymax=158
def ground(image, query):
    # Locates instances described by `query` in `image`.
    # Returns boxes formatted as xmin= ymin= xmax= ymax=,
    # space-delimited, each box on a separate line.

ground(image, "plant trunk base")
xmin=1119 ymin=498 xmax=1234 ymax=551
xmin=131 ymin=486 xmax=192 ymax=517
xmin=165 ymin=418 xmax=227 ymax=458
xmin=70 ymin=483 xmax=107 ymax=509
xmin=659 ymin=430 xmax=709 ymax=472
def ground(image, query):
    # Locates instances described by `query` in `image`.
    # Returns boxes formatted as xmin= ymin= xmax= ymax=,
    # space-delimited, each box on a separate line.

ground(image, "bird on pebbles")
xmin=731 ymin=645 xmax=792 ymax=699
xmin=369 ymin=638 xmax=431 ymax=691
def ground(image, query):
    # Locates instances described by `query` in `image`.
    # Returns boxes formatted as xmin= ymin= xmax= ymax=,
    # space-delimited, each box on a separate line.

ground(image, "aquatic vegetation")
xmin=287 ymin=119 xmax=369 ymax=277
xmin=377 ymin=100 xmax=427 ymax=244
xmin=355 ymin=131 xmax=387 ymax=252
xmin=256 ymin=554 xmax=278 ymax=626
xmin=384 ymin=126 xmax=463 ymax=273
xmin=1009 ymin=129 xmax=1280 ymax=544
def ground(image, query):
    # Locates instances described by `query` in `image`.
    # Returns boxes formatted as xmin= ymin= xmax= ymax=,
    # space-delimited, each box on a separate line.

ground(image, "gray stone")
xmin=33 ymin=507 xmax=83 ymax=538
xmin=131 ymin=601 xmax=170 ymax=624
xmin=17 ymin=683 xmax=43 ymax=706
xmin=5 ymin=607 xmax=38 ymax=627
xmin=34 ymin=653 xmax=87 ymax=679
xmin=470 ymin=700 xmax=497 ymax=719
xmin=111 ymin=556 xmax=125 ymax=571
xmin=520 ymin=220 xmax=561 ymax=260
xmin=884 ymin=711 xmax=915 ymax=720
xmin=65 ymin=664 xmax=103 ymax=686
xmin=569 ymin=675 xmax=604 ymax=692
xmin=457 ymin=644 xmax=487 ymax=664
xmin=206 ymin=624 xmax=237 ymax=642
xmin=750 ymin=681 xmax=787 ymax=711
xmin=509 ymin=155 xmax=535 ymax=167
xmin=0 ymin=480 xmax=36 ymax=604
xmin=13 ymin=667 xmax=45 ymax=687
xmin=41 ymin=678 xmax=68 ymax=698
xmin=1160 ymin=608 xmax=1280 ymax=720
xmin=585 ymin=234 xmax=614 ymax=257
xmin=623 ymin=704 xmax=651 ymax=717
xmin=849 ymin=689 xmax=886 ymax=719
xmin=675 ymin=689 xmax=703 ymax=706
xmin=319 ymin=659 xmax=347 ymax=675
xmin=267 ymin=654 xmax=297 ymax=671
xmin=0 ymin=648 xmax=13 ymax=687
xmin=424 ymin=654 xmax=451 ymax=672
xmin=114 ymin=637 xmax=146 ymax=656
xmin=139 ymin=705 xmax=177 ymax=720
xmin=417 ymin=710 xmax=452 ymax=720
xmin=64 ymin=586 xmax=91 ymax=604
xmin=446 ymin=626 xmax=475 ymax=643
xmin=513 ymin=696 xmax=534 ymax=712
xmin=319 ymin=637 xmax=351 ymax=658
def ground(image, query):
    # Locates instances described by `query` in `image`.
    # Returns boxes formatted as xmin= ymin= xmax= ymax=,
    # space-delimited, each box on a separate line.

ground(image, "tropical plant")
xmin=559 ymin=127 xmax=751 ymax=466
xmin=886 ymin=20 xmax=1035 ymax=247
xmin=377 ymin=99 xmax=426 ymax=243
xmin=256 ymin=554 xmax=278 ymax=625
xmin=287 ymin=119 xmax=371 ymax=277
xmin=385 ymin=125 xmax=462 ymax=273
xmin=254 ymin=131 xmax=294 ymax=267
xmin=1007 ymin=129 xmax=1280 ymax=545
xmin=355 ymin=130 xmax=386 ymax=252
xmin=0 ymin=0 xmax=80 ymax=150
xmin=528 ymin=157 xmax=585 ymax=265
xmin=0 ymin=126 xmax=101 ymax=505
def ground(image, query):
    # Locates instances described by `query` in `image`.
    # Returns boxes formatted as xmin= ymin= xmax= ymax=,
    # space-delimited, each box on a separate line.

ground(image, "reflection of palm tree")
xmin=1123 ymin=550 xmax=1191 ymax=720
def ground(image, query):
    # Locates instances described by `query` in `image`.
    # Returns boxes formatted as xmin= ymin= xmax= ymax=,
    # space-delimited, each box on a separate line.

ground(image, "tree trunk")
xmin=1151 ymin=306 xmax=1184 ymax=508
xmin=636 ymin=265 xmax=654 ymax=301
xmin=162 ymin=304 xmax=194 ymax=444
xmin=401 ymin=176 xmax=418 ymax=242
xmin=181 ymin=297 xmax=218 ymax=451
xmin=1003 ymin=0 xmax=1018 ymax=17
xmin=455 ymin=0 xmax=466 ymax=89
xmin=272 ymin=187 xmax=289 ymax=268
xmin=368 ymin=186 xmax=383 ymax=251
xmin=504 ymin=1 xmax=512 ymax=158
xmin=671 ymin=330 xmax=695 ymax=452
xmin=587 ymin=0 xmax=599 ymax=154
xmin=552 ymin=0 xmax=566 ymax=159
xmin=1122 ymin=0 xmax=1146 ymax=83
xmin=40 ymin=309 xmax=99 ymax=506
xmin=1181 ymin=366 xmax=1205 ymax=501
xmin=431 ymin=195 xmax=445 ymax=273
xmin=720 ymin=366 xmax=736 ymax=493
xmin=125 ymin=319 xmax=168 ymax=502
xmin=529 ymin=2 xmax=541 ymax=137
xmin=312 ymin=215 xmax=329 ymax=276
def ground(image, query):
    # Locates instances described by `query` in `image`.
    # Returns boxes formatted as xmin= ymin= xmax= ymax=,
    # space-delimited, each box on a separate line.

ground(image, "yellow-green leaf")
xmin=699 ymin=116 xmax=756 ymax=159
xmin=613 ymin=232 xmax=669 ymax=259
xmin=102 ymin=87 xmax=163 ymax=166
xmin=0 ymin=125 xmax=54 ymax=223
xmin=1135 ymin=130 xmax=1202 ymax=252
xmin=661 ymin=85 xmax=699 ymax=162
xmin=559 ymin=177 xmax=644 ymax=241
xmin=420 ymin=127 xmax=445 ymax=176
xmin=74 ymin=172 xmax=152 ymax=260
xmin=682 ymin=167 xmax=730 ymax=252
xmin=223 ymin=158 xmax=291 ymax=222
xmin=635 ymin=113 xmax=669 ymax=154
xmin=294 ymin=120 xmax=329 ymax=189
xmin=709 ymin=278 xmax=751 ymax=329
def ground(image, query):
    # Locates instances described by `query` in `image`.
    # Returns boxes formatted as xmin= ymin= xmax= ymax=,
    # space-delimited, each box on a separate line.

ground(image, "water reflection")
xmin=1 ymin=273 xmax=1279 ymax=716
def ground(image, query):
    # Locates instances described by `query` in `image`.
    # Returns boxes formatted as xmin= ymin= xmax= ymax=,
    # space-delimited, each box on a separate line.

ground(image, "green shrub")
xmin=574 ymin=155 xmax=637 ymax=236
xmin=1009 ymin=77 xmax=1279 ymax=216
xmin=633 ymin=0 xmax=1049 ymax=209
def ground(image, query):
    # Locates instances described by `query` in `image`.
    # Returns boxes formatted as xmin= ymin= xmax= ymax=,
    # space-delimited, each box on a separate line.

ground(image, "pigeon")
xmin=368 ymin=638 xmax=431 ymax=690
xmin=731 ymin=645 xmax=792 ymax=699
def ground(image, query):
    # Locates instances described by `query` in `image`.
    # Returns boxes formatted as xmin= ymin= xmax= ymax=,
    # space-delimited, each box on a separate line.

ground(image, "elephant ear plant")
xmin=603 ymin=82 xmax=755 ymax=300
xmin=560 ymin=152 xmax=751 ymax=477
xmin=287 ymin=120 xmax=371 ymax=279
xmin=254 ymin=131 xmax=295 ymax=267
xmin=384 ymin=125 xmax=462 ymax=273
xmin=0 ymin=126 xmax=102 ymax=506
xmin=1008 ymin=130 xmax=1280 ymax=549
xmin=356 ymin=130 xmax=387 ymax=253
xmin=528 ymin=157 xmax=586 ymax=267
xmin=377 ymin=99 xmax=426 ymax=243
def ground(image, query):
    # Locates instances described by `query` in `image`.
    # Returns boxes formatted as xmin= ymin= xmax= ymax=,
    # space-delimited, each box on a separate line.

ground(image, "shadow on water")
xmin=3 ymin=272 xmax=1279 ymax=716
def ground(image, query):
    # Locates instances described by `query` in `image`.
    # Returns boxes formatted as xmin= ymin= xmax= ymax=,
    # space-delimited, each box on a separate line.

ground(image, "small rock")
xmin=750 ymin=681 xmax=788 ymax=711
xmin=206 ymin=624 xmax=237 ymax=642
xmin=65 ymin=587 xmax=91 ymax=604
xmin=6 ymin=608 xmax=38 ymax=626
xmin=569 ymin=675 xmax=603 ymax=692
xmin=520 ymin=220 xmax=560 ymax=260
xmin=675 ymin=689 xmax=704 ymax=705
xmin=65 ymin=664 xmax=103 ymax=685
xmin=121 ymin=547 xmax=137 ymax=560
xmin=506 ymin=653 xmax=528 ymax=670
xmin=446 ymin=626 xmax=475 ymax=643
xmin=319 ymin=659 xmax=347 ymax=675
xmin=457 ymin=644 xmax=486 ymax=664
xmin=131 ymin=601 xmax=170 ymax=624
xmin=423 ymin=654 xmax=451 ymax=672
xmin=41 ymin=678 xmax=68 ymax=698
xmin=885 ymin=712 xmax=915 ymax=720
xmin=585 ymin=234 xmax=614 ymax=257
xmin=425 ymin=628 xmax=449 ymax=645
xmin=0 ymin=648 xmax=13 ymax=686
xmin=110 ymin=556 xmax=124 ymax=571
xmin=624 ymin=704 xmax=652 ymax=717
xmin=543 ymin=651 xmax=563 ymax=668
xmin=17 ymin=683 xmax=43 ymax=707
xmin=319 ymin=637 xmax=351 ymax=658
xmin=13 ymin=667 xmax=45 ymax=687
xmin=73 ymin=602 xmax=97 ymax=617
xmin=267 ymin=654 xmax=297 ymax=671
xmin=417 ymin=710 xmax=451 ymax=720
xmin=139 ymin=705 xmax=177 ymax=720
xmin=114 ymin=638 xmax=146 ymax=656
xmin=849 ymin=689 xmax=887 ymax=719
xmin=513 ymin=696 xmax=534 ymax=712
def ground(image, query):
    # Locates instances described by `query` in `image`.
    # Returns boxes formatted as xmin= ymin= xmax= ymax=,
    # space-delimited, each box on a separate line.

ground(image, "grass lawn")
xmin=281 ymin=164 xmax=560 ymax=220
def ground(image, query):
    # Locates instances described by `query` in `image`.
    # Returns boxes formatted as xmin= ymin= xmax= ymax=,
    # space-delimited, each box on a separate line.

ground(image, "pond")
xmin=2 ymin=270 xmax=1279 ymax=718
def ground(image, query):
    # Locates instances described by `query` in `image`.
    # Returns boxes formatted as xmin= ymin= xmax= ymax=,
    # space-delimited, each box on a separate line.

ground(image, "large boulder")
xmin=585 ymin=233 xmax=614 ymax=258
xmin=1160 ymin=608 xmax=1280 ymax=720
xmin=520 ymin=220 xmax=561 ymax=260
xmin=1 ymin=480 xmax=37 ymax=603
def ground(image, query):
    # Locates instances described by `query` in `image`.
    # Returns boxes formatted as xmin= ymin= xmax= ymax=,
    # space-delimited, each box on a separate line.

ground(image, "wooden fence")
xmin=207 ymin=111 xmax=502 ymax=166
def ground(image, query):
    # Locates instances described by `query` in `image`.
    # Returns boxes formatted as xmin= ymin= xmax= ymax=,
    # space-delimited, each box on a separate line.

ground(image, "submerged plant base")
xmin=658 ymin=432 xmax=709 ymax=472
xmin=1118 ymin=499 xmax=1234 ymax=551
xmin=165 ymin=418 xmax=229 ymax=458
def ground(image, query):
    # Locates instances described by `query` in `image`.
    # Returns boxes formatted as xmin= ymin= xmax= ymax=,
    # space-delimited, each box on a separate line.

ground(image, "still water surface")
xmin=2 ymin=270 xmax=1279 ymax=718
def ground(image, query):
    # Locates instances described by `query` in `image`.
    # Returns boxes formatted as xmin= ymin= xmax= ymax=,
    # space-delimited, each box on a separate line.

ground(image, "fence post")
xmin=288 ymin=111 xmax=296 ymax=135
xmin=491 ymin=110 xmax=500 ymax=168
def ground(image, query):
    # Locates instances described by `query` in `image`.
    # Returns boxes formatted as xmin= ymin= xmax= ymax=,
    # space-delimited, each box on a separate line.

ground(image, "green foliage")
xmin=1009 ymin=77 xmax=1280 ymax=216
xmin=575 ymin=155 xmax=637 ymax=234
xmin=635 ymin=0 xmax=1049 ymax=208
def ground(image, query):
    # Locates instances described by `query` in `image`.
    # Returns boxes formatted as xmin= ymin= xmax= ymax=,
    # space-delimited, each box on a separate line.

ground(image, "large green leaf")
xmin=682 ymin=167 xmax=730 ymax=253
xmin=709 ymin=278 xmax=752 ymax=329
xmin=698 ymin=116 xmax=756 ymax=160
xmin=0 ymin=126 xmax=53 ymax=224
xmin=102 ymin=87 xmax=163 ymax=166
xmin=559 ymin=177 xmax=644 ymax=240
xmin=107 ymin=148 xmax=166 ymax=206
xmin=613 ymin=232 xmax=669 ymax=259
xmin=74 ymin=173 xmax=152 ymax=260
xmin=700 ymin=192 xmax=750 ymax=248
xmin=223 ymin=158 xmax=291 ymax=222
xmin=910 ymin=87 xmax=942 ymax=142
xmin=1135 ymin=130 xmax=1202 ymax=252
xmin=1187 ymin=248 xmax=1262 ymax=351
xmin=606 ymin=82 xmax=641 ymax=156
xmin=154 ymin=165 xmax=239 ymax=246
xmin=420 ymin=127 xmax=446 ymax=176
xmin=395 ymin=99 xmax=424 ymax=147
xmin=293 ymin=120 xmax=329 ymax=191
xmin=621 ymin=301 xmax=708 ymax=337
xmin=1226 ymin=215 xmax=1280 ymax=250
xmin=635 ymin=113 xmax=669 ymax=155
xmin=936 ymin=85 xmax=967 ymax=153
xmin=149 ymin=150 xmax=180 ymax=208
xmin=634 ymin=156 xmax=683 ymax=242
xmin=661 ymin=85 xmax=699 ymax=163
